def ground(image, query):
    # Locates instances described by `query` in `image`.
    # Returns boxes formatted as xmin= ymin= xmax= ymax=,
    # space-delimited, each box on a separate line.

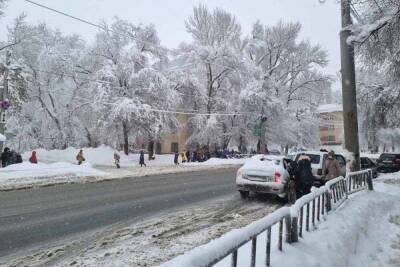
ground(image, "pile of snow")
xmin=22 ymin=145 xmax=120 ymax=166
xmin=0 ymin=162 xmax=105 ymax=190
xmin=361 ymin=152 xmax=380 ymax=160
xmin=317 ymin=103 xmax=342 ymax=113
xmin=21 ymin=145 xmax=248 ymax=167
xmin=195 ymin=157 xmax=248 ymax=166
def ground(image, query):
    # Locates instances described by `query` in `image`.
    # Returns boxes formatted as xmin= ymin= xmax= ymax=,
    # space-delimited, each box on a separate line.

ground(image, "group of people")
xmin=0 ymin=147 xmax=37 ymax=167
xmin=287 ymin=150 xmax=341 ymax=201
xmin=173 ymin=149 xmax=210 ymax=165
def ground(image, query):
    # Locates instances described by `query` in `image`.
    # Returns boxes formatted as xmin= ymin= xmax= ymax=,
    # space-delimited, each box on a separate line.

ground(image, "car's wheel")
xmin=239 ymin=190 xmax=249 ymax=199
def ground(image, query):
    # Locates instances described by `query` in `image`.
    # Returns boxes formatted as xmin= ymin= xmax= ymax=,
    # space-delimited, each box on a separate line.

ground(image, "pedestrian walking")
xmin=181 ymin=150 xmax=188 ymax=163
xmin=76 ymin=149 xmax=85 ymax=165
xmin=29 ymin=151 xmax=38 ymax=164
xmin=1 ymin=147 xmax=11 ymax=167
xmin=174 ymin=151 xmax=180 ymax=165
xmin=139 ymin=150 xmax=146 ymax=167
xmin=293 ymin=155 xmax=315 ymax=199
xmin=114 ymin=152 xmax=121 ymax=168
xmin=323 ymin=150 xmax=341 ymax=180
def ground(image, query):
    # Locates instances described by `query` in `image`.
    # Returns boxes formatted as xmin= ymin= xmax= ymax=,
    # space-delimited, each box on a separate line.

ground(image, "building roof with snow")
xmin=317 ymin=103 xmax=343 ymax=113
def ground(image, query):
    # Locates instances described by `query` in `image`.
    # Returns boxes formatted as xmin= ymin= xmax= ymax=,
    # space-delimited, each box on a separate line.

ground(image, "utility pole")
xmin=340 ymin=0 xmax=360 ymax=171
xmin=0 ymin=50 xmax=11 ymax=152
xmin=258 ymin=107 xmax=268 ymax=154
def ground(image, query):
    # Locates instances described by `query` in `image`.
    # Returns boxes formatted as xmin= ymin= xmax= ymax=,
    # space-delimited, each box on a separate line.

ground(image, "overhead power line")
xmin=23 ymin=0 xmax=243 ymax=74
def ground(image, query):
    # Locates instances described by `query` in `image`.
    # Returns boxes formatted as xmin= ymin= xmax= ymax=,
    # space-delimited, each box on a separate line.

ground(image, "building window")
xmin=328 ymin=135 xmax=336 ymax=142
xmin=171 ymin=142 xmax=179 ymax=153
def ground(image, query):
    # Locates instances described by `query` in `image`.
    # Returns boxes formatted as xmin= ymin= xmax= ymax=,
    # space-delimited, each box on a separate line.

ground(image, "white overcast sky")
xmin=1 ymin=0 xmax=341 ymax=89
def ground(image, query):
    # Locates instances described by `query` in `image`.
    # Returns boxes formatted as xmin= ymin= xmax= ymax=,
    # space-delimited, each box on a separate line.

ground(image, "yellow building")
xmin=318 ymin=104 xmax=344 ymax=146
xmin=157 ymin=114 xmax=190 ymax=154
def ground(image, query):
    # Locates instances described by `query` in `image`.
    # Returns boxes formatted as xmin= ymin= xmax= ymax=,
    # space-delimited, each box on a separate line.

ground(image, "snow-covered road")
xmin=0 ymin=168 xmax=282 ymax=267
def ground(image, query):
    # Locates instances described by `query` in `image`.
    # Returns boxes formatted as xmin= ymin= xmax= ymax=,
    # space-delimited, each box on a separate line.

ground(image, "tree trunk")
xmin=148 ymin=139 xmax=154 ymax=160
xmin=285 ymin=144 xmax=289 ymax=155
xmin=122 ymin=120 xmax=129 ymax=155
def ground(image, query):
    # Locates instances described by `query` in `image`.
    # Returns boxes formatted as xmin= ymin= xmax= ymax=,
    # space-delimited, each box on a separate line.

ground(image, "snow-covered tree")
xmin=351 ymin=0 xmax=400 ymax=151
xmin=91 ymin=18 xmax=178 ymax=155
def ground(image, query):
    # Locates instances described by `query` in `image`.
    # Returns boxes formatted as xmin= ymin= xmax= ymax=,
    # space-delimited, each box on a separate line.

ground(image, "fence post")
xmin=367 ymin=170 xmax=374 ymax=191
xmin=285 ymin=214 xmax=293 ymax=243
xmin=290 ymin=214 xmax=298 ymax=243
xmin=325 ymin=191 xmax=332 ymax=212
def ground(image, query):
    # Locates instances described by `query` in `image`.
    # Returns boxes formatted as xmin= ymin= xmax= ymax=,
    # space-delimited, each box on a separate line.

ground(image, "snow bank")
xmin=21 ymin=145 xmax=248 ymax=167
xmin=207 ymin=179 xmax=400 ymax=267
xmin=22 ymin=145 xmax=120 ymax=166
xmin=0 ymin=162 xmax=105 ymax=190
xmin=317 ymin=103 xmax=342 ymax=113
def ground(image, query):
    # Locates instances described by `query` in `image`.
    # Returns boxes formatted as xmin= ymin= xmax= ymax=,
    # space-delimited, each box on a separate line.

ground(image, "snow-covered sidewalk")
xmin=164 ymin=172 xmax=400 ymax=267
xmin=0 ymin=146 xmax=246 ymax=191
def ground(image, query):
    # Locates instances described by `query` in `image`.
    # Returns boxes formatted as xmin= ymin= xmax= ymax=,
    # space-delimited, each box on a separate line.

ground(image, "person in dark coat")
xmin=9 ymin=150 xmax=17 ymax=165
xmin=15 ymin=152 xmax=23 ymax=163
xmin=1 ymin=147 xmax=11 ymax=167
xmin=294 ymin=155 xmax=315 ymax=198
xmin=114 ymin=152 xmax=121 ymax=169
xmin=174 ymin=151 xmax=179 ymax=165
xmin=185 ymin=150 xmax=190 ymax=162
xmin=139 ymin=150 xmax=146 ymax=167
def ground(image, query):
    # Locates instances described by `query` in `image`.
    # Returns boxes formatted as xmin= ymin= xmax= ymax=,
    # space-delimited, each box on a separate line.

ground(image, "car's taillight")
xmin=274 ymin=172 xmax=281 ymax=183
xmin=317 ymin=169 xmax=323 ymax=175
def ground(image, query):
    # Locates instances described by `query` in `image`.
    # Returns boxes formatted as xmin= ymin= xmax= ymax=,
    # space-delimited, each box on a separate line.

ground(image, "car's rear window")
xmin=380 ymin=154 xmax=397 ymax=162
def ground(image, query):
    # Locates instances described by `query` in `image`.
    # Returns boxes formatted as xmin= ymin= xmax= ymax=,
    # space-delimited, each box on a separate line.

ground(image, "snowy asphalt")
xmin=0 ymin=168 xmax=238 ymax=259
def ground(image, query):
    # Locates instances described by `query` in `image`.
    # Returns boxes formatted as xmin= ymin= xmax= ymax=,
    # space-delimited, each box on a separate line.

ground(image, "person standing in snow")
xmin=174 ymin=151 xmax=180 ymax=165
xmin=323 ymin=150 xmax=341 ymax=180
xmin=76 ymin=149 xmax=85 ymax=165
xmin=114 ymin=152 xmax=121 ymax=168
xmin=181 ymin=150 xmax=188 ymax=163
xmin=139 ymin=150 xmax=146 ymax=167
xmin=294 ymin=155 xmax=315 ymax=198
xmin=1 ymin=147 xmax=11 ymax=167
xmin=29 ymin=151 xmax=38 ymax=164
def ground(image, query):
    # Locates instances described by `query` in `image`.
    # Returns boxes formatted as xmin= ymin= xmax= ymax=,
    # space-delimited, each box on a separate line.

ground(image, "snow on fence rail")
xmin=163 ymin=169 xmax=374 ymax=267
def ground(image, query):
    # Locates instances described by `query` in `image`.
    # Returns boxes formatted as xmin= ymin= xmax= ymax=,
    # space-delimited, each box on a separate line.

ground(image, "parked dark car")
xmin=361 ymin=157 xmax=378 ymax=178
xmin=377 ymin=153 xmax=400 ymax=173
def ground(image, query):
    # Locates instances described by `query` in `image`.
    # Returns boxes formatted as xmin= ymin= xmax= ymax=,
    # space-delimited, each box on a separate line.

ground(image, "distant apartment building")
xmin=318 ymin=104 xmax=344 ymax=146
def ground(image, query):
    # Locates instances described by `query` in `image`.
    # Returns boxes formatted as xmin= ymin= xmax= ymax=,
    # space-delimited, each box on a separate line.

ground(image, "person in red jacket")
xmin=29 ymin=151 xmax=38 ymax=164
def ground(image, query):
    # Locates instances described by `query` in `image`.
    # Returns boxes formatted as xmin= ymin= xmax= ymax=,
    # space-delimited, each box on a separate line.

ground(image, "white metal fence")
xmin=162 ymin=169 xmax=373 ymax=267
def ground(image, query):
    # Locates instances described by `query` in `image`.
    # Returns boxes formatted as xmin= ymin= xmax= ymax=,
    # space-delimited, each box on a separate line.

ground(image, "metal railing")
xmin=162 ymin=207 xmax=291 ymax=267
xmin=163 ymin=169 xmax=374 ymax=267
xmin=347 ymin=169 xmax=374 ymax=194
